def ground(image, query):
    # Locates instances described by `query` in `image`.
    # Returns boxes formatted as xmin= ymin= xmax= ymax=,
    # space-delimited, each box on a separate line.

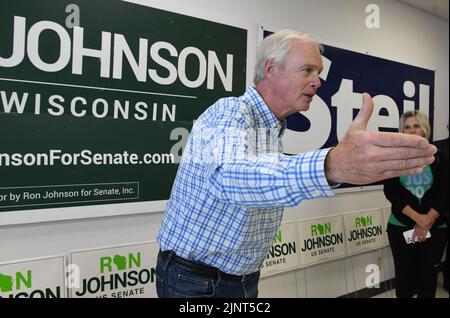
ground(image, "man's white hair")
xmin=253 ymin=30 xmax=321 ymax=85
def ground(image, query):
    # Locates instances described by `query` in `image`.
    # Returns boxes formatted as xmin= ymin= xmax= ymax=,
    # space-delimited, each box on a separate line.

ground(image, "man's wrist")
xmin=324 ymin=147 xmax=341 ymax=185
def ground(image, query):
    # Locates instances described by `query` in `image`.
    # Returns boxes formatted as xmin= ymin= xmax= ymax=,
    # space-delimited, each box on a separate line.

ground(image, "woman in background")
xmin=384 ymin=110 xmax=448 ymax=298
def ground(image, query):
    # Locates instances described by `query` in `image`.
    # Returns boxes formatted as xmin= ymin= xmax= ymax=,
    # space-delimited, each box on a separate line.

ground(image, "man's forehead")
xmin=296 ymin=42 xmax=323 ymax=67
xmin=292 ymin=40 xmax=322 ymax=58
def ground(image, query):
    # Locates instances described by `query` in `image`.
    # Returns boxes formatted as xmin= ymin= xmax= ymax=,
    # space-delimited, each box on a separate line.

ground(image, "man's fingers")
xmin=356 ymin=159 xmax=433 ymax=184
xmin=368 ymin=156 xmax=434 ymax=174
xmin=377 ymin=165 xmax=430 ymax=180
xmin=367 ymin=131 xmax=433 ymax=149
xmin=369 ymin=146 xmax=436 ymax=161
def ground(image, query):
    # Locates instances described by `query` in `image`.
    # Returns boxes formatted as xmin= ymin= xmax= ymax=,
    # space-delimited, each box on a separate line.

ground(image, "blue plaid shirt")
xmin=157 ymin=86 xmax=334 ymax=275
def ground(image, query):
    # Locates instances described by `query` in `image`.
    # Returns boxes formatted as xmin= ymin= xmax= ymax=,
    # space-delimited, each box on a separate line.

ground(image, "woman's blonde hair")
xmin=399 ymin=110 xmax=431 ymax=139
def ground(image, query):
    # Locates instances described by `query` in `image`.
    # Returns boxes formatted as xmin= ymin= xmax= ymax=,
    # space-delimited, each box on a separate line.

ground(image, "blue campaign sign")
xmin=282 ymin=42 xmax=435 ymax=155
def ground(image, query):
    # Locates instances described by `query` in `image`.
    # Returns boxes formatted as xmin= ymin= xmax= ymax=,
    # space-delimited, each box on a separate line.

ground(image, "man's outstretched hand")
xmin=325 ymin=93 xmax=436 ymax=185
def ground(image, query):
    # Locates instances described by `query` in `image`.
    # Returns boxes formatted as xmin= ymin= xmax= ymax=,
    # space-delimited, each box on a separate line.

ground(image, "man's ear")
xmin=264 ymin=59 xmax=276 ymax=79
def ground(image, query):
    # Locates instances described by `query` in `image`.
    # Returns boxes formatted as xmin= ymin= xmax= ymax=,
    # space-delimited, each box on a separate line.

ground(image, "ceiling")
xmin=398 ymin=0 xmax=449 ymax=20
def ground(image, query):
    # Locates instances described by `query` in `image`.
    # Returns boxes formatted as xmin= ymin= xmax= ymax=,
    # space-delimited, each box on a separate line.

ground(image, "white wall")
xmin=1 ymin=0 xmax=448 ymax=297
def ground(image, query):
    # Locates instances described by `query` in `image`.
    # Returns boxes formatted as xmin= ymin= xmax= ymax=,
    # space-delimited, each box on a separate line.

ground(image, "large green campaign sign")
xmin=0 ymin=0 xmax=247 ymax=212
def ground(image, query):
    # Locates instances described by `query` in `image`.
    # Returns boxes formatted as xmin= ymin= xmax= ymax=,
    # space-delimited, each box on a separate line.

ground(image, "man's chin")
xmin=298 ymin=103 xmax=310 ymax=112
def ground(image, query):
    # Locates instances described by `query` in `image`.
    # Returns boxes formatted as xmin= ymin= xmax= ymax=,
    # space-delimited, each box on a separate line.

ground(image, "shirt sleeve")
xmin=201 ymin=109 xmax=334 ymax=207
xmin=208 ymin=149 xmax=335 ymax=207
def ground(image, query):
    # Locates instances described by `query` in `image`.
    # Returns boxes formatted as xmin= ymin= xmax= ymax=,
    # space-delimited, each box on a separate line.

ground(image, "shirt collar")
xmin=245 ymin=86 xmax=286 ymax=134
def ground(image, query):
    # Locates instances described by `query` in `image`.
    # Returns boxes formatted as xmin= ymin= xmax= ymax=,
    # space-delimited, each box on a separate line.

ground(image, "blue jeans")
xmin=155 ymin=250 xmax=260 ymax=298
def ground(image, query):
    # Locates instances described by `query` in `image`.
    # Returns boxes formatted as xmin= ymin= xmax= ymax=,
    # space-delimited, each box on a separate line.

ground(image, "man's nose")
xmin=311 ymin=74 xmax=321 ymax=88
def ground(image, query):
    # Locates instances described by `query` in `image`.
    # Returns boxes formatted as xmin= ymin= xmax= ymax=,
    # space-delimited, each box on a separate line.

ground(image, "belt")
xmin=158 ymin=250 xmax=258 ymax=281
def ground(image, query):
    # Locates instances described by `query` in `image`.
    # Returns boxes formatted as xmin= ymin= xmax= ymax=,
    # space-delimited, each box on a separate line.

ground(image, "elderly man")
xmin=156 ymin=30 xmax=436 ymax=298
